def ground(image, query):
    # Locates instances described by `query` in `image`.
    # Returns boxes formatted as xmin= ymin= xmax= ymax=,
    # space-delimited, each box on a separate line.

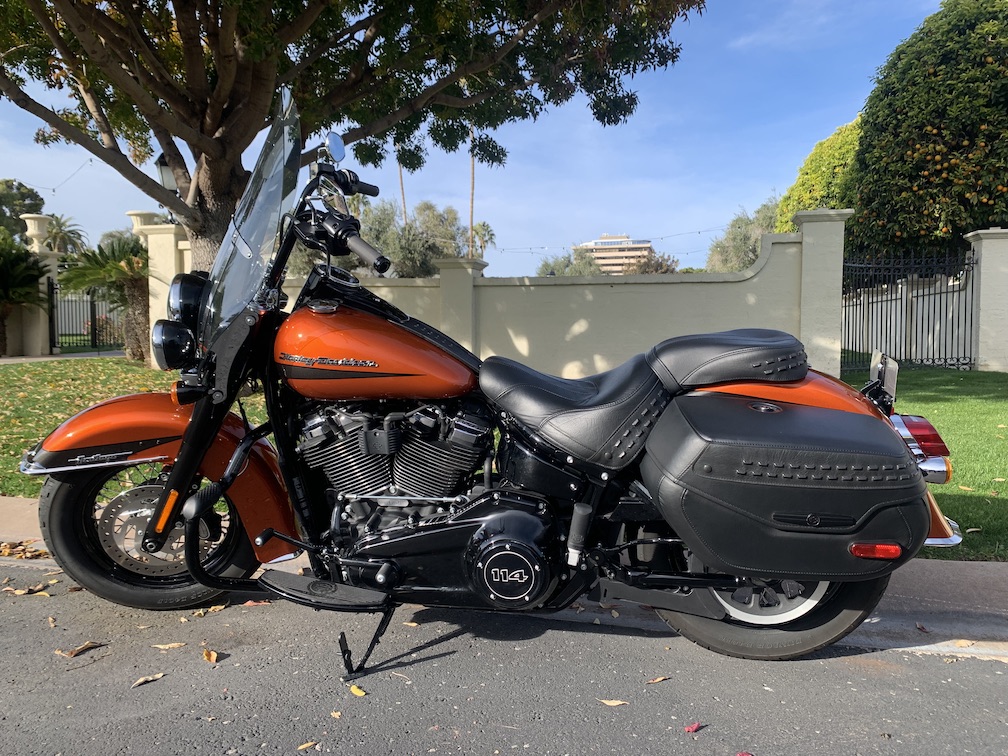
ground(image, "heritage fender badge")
xmin=279 ymin=352 xmax=379 ymax=369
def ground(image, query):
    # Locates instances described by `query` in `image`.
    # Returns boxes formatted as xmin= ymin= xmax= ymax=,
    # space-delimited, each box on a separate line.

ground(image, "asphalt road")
xmin=1 ymin=559 xmax=1005 ymax=756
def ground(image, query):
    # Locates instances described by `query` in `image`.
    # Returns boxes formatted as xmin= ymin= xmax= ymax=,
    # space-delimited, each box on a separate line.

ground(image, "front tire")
xmin=657 ymin=576 xmax=890 ymax=660
xmin=39 ymin=463 xmax=260 ymax=610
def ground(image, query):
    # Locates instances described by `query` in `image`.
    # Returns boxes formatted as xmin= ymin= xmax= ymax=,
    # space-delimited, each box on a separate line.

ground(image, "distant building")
xmin=574 ymin=234 xmax=654 ymax=275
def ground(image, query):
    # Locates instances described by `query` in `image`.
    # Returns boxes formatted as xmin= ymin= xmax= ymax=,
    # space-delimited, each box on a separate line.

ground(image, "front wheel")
xmin=657 ymin=575 xmax=890 ymax=660
xmin=39 ymin=462 xmax=260 ymax=610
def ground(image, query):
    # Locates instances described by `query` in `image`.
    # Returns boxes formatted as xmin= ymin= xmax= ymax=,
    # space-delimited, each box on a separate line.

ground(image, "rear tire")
xmin=39 ymin=463 xmax=260 ymax=610
xmin=657 ymin=575 xmax=890 ymax=660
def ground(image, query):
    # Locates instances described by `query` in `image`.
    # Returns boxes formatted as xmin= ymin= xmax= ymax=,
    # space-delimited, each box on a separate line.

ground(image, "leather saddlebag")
xmin=640 ymin=392 xmax=930 ymax=580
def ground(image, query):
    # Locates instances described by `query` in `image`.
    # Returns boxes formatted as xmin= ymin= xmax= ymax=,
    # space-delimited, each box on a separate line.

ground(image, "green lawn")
xmin=1 ymin=358 xmax=1004 ymax=560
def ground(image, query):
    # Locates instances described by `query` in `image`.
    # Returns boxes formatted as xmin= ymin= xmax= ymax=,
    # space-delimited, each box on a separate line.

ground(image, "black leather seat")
xmin=479 ymin=329 xmax=808 ymax=470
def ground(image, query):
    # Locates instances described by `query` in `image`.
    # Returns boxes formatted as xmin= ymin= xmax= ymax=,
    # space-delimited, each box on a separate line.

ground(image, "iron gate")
xmin=841 ymin=250 xmax=976 ymax=373
xmin=47 ymin=278 xmax=124 ymax=351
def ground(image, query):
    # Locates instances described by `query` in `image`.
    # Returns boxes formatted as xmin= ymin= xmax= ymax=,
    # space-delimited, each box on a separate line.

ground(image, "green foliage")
xmin=706 ymin=197 xmax=779 ymax=272
xmin=472 ymin=221 xmax=496 ymax=259
xmin=536 ymin=248 xmax=604 ymax=277
xmin=0 ymin=230 xmax=47 ymax=356
xmin=44 ymin=214 xmax=88 ymax=258
xmin=0 ymin=0 xmax=705 ymax=267
xmin=60 ymin=237 xmax=149 ymax=361
xmin=847 ymin=0 xmax=1008 ymax=257
xmin=776 ymin=119 xmax=860 ymax=233
xmin=412 ymin=201 xmax=465 ymax=258
xmin=0 ymin=179 xmax=44 ymax=243
xmin=623 ymin=249 xmax=679 ymax=275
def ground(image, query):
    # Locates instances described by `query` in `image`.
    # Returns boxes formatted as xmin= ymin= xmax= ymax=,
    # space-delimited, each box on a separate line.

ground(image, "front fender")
xmin=23 ymin=392 xmax=297 ymax=562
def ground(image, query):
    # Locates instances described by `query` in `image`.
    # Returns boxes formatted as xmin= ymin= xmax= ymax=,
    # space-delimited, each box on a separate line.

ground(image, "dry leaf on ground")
xmin=203 ymin=649 xmax=219 ymax=664
xmin=152 ymin=643 xmax=186 ymax=650
xmin=55 ymin=641 xmax=105 ymax=658
xmin=597 ymin=699 xmax=629 ymax=707
xmin=684 ymin=722 xmax=704 ymax=733
xmin=916 ymin=622 xmax=931 ymax=633
xmin=646 ymin=676 xmax=670 ymax=685
xmin=208 ymin=604 xmax=226 ymax=613
xmin=349 ymin=684 xmax=367 ymax=697
xmin=402 ymin=621 xmax=419 ymax=627
xmin=242 ymin=599 xmax=270 ymax=607
xmin=47 ymin=617 xmax=56 ymax=629
xmin=297 ymin=743 xmax=317 ymax=751
xmin=130 ymin=672 xmax=166 ymax=689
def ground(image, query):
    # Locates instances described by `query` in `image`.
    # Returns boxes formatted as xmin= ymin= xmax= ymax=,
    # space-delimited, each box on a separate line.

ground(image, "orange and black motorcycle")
xmin=22 ymin=93 xmax=961 ymax=675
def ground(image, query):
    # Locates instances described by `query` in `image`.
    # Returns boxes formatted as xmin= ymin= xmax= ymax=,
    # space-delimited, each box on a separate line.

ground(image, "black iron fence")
xmin=47 ymin=278 xmax=124 ymax=351
xmin=841 ymin=250 xmax=976 ymax=372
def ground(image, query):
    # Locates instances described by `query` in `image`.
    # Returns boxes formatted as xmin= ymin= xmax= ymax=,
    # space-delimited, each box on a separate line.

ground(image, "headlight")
xmin=152 ymin=320 xmax=196 ymax=370
xmin=167 ymin=272 xmax=208 ymax=332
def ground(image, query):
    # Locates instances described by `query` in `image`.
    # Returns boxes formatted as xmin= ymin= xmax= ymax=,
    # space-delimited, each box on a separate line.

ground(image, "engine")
xmin=295 ymin=399 xmax=495 ymax=532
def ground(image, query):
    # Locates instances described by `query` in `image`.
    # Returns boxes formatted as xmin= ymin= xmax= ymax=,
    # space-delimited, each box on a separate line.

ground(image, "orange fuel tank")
xmin=274 ymin=305 xmax=478 ymax=400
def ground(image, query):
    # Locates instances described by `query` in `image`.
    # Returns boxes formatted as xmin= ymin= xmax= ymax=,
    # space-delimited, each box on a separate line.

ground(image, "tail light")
xmin=898 ymin=415 xmax=951 ymax=457
xmin=850 ymin=542 xmax=903 ymax=560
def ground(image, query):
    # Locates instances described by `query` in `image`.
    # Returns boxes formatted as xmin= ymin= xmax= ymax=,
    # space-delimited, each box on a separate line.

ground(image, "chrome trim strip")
xmin=19 ymin=455 xmax=170 ymax=476
xmin=924 ymin=517 xmax=963 ymax=548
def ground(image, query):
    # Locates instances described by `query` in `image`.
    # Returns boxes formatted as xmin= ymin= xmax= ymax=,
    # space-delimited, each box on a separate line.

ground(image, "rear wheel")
xmin=657 ymin=575 xmax=889 ymax=660
xmin=39 ymin=462 xmax=260 ymax=610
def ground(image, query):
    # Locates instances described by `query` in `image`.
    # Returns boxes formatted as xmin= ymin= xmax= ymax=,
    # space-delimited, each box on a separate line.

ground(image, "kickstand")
xmin=339 ymin=606 xmax=396 ymax=681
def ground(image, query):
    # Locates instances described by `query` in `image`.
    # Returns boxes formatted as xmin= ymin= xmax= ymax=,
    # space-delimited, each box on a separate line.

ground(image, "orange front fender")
xmin=24 ymin=393 xmax=297 ymax=562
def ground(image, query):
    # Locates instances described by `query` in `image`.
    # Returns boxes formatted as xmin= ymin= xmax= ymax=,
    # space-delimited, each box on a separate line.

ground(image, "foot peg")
xmin=257 ymin=570 xmax=389 ymax=611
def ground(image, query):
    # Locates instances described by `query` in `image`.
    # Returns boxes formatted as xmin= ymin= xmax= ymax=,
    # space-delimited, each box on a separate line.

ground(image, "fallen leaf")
xmin=646 ymin=676 xmax=670 ymax=685
xmin=349 ymin=684 xmax=367 ymax=697
xmin=611 ymin=609 xmax=620 ymax=618
xmin=916 ymin=622 xmax=931 ymax=634
xmin=136 ymin=625 xmax=151 ymax=630
xmin=738 ymin=753 xmax=755 ymax=756
xmin=331 ymin=711 xmax=342 ymax=719
xmin=55 ymin=641 xmax=105 ymax=658
xmin=954 ymin=639 xmax=976 ymax=648
xmin=242 ymin=599 xmax=270 ymax=607
xmin=67 ymin=586 xmax=83 ymax=593
xmin=130 ymin=672 xmax=166 ymax=689
xmin=191 ymin=608 xmax=207 ymax=618
xmin=296 ymin=743 xmax=317 ymax=751
xmin=965 ymin=528 xmax=982 ymax=534
xmin=684 ymin=722 xmax=704 ymax=734
xmin=47 ymin=579 xmax=59 ymax=585
xmin=13 ymin=583 xmax=46 ymax=596
xmin=47 ymin=617 xmax=56 ymax=629
xmin=32 ymin=591 xmax=51 ymax=598
xmin=402 ymin=621 xmax=419 ymax=627
xmin=597 ymin=699 xmax=629 ymax=707
xmin=958 ymin=485 xmax=974 ymax=491
xmin=203 ymin=649 xmax=219 ymax=664
xmin=943 ymin=657 xmax=958 ymax=664
xmin=994 ymin=478 xmax=1006 ymax=483
xmin=152 ymin=643 xmax=186 ymax=650
xmin=208 ymin=604 xmax=227 ymax=613
xmin=179 ymin=617 xmax=189 ymax=623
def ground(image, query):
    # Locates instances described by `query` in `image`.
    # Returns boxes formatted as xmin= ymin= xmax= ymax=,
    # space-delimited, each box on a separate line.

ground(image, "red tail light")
xmin=899 ymin=415 xmax=950 ymax=457
xmin=850 ymin=542 xmax=903 ymax=560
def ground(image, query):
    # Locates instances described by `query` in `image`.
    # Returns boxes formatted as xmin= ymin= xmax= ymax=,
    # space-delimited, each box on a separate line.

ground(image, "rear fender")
xmin=23 ymin=393 xmax=297 ymax=562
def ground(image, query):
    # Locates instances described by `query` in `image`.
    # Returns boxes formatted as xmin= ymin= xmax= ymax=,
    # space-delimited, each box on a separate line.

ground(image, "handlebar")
xmin=346 ymin=234 xmax=391 ymax=274
xmin=319 ymin=211 xmax=391 ymax=275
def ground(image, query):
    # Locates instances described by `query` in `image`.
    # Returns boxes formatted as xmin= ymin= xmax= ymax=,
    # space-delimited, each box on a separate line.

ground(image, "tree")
xmin=472 ymin=222 xmax=496 ymax=259
xmin=705 ymin=197 xmax=779 ymax=273
xmin=624 ymin=249 xmax=679 ymax=275
xmin=413 ymin=201 xmax=465 ymax=258
xmin=0 ymin=229 xmax=46 ymax=357
xmin=0 ymin=1 xmax=705 ymax=270
xmin=846 ymin=0 xmax=1008 ymax=258
xmin=43 ymin=214 xmax=87 ymax=258
xmin=60 ymin=236 xmax=149 ymax=362
xmin=0 ymin=179 xmax=44 ymax=244
xmin=776 ymin=118 xmax=860 ymax=233
xmin=536 ymin=248 xmax=603 ymax=276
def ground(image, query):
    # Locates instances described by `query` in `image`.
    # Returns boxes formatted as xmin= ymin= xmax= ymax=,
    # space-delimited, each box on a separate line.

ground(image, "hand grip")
xmin=346 ymin=234 xmax=391 ymax=274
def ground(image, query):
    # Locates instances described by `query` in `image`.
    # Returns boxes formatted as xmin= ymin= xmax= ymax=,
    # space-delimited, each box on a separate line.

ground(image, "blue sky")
xmin=0 ymin=0 xmax=941 ymax=277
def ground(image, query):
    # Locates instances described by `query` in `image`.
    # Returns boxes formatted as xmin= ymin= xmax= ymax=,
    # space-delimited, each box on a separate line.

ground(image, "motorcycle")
xmin=22 ymin=91 xmax=961 ymax=676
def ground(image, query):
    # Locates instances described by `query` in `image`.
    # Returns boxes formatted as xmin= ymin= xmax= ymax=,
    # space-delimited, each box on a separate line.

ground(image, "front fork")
xmin=141 ymin=396 xmax=231 ymax=554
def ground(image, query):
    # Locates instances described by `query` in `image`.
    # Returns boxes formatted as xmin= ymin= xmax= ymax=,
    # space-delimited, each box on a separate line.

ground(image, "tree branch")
xmin=277 ymin=0 xmax=329 ymax=47
xmin=0 ymin=71 xmax=195 ymax=224
xmin=279 ymin=12 xmax=385 ymax=85
xmin=172 ymin=0 xmax=211 ymax=103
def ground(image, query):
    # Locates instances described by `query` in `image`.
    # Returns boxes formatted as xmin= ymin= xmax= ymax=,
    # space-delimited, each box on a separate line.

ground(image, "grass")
xmin=1 ymin=358 xmax=1004 ymax=560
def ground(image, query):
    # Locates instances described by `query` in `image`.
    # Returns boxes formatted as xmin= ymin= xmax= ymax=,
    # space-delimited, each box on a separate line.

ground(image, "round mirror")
xmin=325 ymin=132 xmax=346 ymax=164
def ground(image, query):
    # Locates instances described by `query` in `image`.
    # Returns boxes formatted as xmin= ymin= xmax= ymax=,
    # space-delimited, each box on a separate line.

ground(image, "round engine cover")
xmin=469 ymin=536 xmax=550 ymax=609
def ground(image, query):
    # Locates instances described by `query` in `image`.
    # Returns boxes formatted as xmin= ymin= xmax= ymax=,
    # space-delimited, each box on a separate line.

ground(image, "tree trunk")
xmin=185 ymin=158 xmax=249 ymax=271
xmin=123 ymin=279 xmax=150 ymax=363
xmin=469 ymin=127 xmax=475 ymax=259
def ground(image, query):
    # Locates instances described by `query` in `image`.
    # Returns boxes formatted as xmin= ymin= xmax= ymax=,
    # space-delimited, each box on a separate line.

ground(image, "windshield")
xmin=198 ymin=90 xmax=301 ymax=349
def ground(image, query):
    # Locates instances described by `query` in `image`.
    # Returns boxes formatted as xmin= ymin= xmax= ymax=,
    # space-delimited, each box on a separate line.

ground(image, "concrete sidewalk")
xmin=3 ymin=493 xmax=1007 ymax=660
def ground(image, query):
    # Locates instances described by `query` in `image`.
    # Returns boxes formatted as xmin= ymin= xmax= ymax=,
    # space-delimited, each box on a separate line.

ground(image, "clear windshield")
xmin=199 ymin=90 xmax=301 ymax=349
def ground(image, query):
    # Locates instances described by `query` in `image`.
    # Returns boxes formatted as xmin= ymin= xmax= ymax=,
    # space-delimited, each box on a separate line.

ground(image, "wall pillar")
xmin=964 ymin=227 xmax=1008 ymax=372
xmin=434 ymin=258 xmax=488 ymax=355
xmin=19 ymin=213 xmax=58 ymax=357
xmin=129 ymin=212 xmax=187 ymax=340
xmin=793 ymin=209 xmax=853 ymax=377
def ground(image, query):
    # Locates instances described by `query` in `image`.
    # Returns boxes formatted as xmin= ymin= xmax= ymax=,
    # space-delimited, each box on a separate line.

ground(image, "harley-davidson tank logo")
xmin=279 ymin=352 xmax=379 ymax=369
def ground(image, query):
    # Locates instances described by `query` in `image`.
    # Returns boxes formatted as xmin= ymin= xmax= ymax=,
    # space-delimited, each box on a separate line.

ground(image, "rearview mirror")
xmin=325 ymin=132 xmax=346 ymax=164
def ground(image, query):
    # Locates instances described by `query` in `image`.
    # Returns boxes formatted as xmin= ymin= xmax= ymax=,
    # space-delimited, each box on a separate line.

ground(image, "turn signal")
xmin=849 ymin=542 xmax=903 ymax=560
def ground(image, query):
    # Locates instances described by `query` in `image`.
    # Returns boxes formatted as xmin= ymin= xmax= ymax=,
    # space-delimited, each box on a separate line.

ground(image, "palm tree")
xmin=0 ymin=230 xmax=47 ymax=357
xmin=472 ymin=221 xmax=496 ymax=260
xmin=60 ymin=236 xmax=149 ymax=362
xmin=44 ymin=214 xmax=88 ymax=259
